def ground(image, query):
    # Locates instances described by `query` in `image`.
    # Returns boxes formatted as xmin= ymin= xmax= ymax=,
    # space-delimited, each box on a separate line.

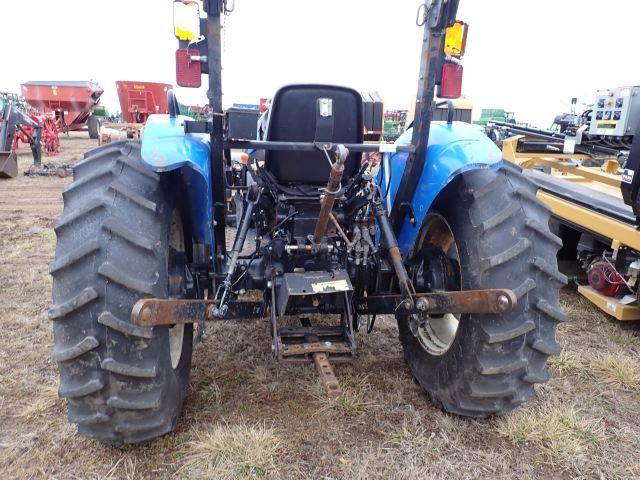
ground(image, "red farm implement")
xmin=98 ymin=81 xmax=173 ymax=143
xmin=16 ymin=115 xmax=60 ymax=157
xmin=116 ymin=81 xmax=172 ymax=123
xmin=20 ymin=81 xmax=104 ymax=139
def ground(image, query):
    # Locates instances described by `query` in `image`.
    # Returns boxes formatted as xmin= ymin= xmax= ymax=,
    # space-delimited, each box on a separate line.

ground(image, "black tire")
xmin=50 ymin=141 xmax=193 ymax=444
xmin=87 ymin=114 xmax=100 ymax=139
xmin=397 ymin=163 xmax=567 ymax=417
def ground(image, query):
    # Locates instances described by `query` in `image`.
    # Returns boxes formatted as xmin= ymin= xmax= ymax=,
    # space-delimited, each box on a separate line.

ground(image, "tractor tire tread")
xmin=479 ymin=202 xmax=520 ymax=232
xmin=97 ymin=262 xmax=156 ymax=295
xmin=102 ymin=217 xmax=156 ymax=252
xmin=49 ymin=240 xmax=101 ymax=275
xmin=398 ymin=163 xmax=564 ymax=417
xmin=68 ymin=410 xmax=111 ymax=426
xmin=51 ymin=140 xmax=192 ymax=445
xmin=107 ymin=390 xmax=162 ymax=410
xmin=58 ymin=377 xmax=105 ymax=398
xmin=48 ymin=287 xmax=99 ymax=320
xmin=97 ymin=311 xmax=154 ymax=339
xmin=109 ymin=180 xmax=157 ymax=212
xmin=52 ymin=336 xmax=100 ymax=362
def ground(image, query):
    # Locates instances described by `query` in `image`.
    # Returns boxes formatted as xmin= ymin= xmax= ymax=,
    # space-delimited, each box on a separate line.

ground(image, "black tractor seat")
xmin=263 ymin=84 xmax=363 ymax=186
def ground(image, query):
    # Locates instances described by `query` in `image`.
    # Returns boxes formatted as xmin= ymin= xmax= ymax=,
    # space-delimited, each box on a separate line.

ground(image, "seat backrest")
xmin=265 ymin=84 xmax=363 ymax=185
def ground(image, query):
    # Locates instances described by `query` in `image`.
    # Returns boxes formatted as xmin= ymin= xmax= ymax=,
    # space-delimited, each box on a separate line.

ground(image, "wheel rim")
xmin=168 ymin=210 xmax=185 ymax=370
xmin=169 ymin=324 xmax=185 ymax=369
xmin=411 ymin=214 xmax=462 ymax=356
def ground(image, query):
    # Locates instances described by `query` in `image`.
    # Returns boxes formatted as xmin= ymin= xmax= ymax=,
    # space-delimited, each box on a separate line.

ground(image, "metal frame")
xmin=501 ymin=136 xmax=622 ymax=188
xmin=190 ymin=0 xmax=460 ymax=266
xmin=202 ymin=0 xmax=227 ymax=269
xmin=490 ymin=121 xmax=622 ymax=158
xmin=389 ymin=0 xmax=460 ymax=234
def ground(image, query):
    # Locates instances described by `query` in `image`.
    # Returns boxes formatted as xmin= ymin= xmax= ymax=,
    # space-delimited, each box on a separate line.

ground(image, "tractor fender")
xmin=141 ymin=114 xmax=213 ymax=244
xmin=380 ymin=121 xmax=502 ymax=256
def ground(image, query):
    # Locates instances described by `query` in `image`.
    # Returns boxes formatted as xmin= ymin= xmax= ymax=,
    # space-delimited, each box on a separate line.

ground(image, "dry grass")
xmin=1 ymin=135 xmax=640 ymax=479
xmin=315 ymin=374 xmax=376 ymax=415
xmin=549 ymin=349 xmax=584 ymax=375
xmin=195 ymin=378 xmax=225 ymax=406
xmin=178 ymin=421 xmax=281 ymax=479
xmin=15 ymin=384 xmax=61 ymax=419
xmin=550 ymin=350 xmax=640 ymax=392
xmin=495 ymin=408 xmax=606 ymax=464
xmin=590 ymin=355 xmax=640 ymax=391
xmin=386 ymin=420 xmax=434 ymax=453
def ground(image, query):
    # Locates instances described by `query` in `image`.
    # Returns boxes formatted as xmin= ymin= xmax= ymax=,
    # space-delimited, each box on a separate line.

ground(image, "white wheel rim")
xmin=413 ymin=214 xmax=462 ymax=356
xmin=415 ymin=313 xmax=460 ymax=356
xmin=169 ymin=323 xmax=185 ymax=369
xmin=168 ymin=210 xmax=185 ymax=370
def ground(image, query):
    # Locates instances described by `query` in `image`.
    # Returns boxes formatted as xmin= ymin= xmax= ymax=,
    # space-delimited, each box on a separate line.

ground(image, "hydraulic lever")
xmin=212 ymin=185 xmax=261 ymax=317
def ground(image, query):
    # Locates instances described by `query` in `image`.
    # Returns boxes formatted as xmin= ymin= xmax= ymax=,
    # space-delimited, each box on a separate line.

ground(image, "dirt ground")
xmin=1 ymin=134 xmax=639 ymax=479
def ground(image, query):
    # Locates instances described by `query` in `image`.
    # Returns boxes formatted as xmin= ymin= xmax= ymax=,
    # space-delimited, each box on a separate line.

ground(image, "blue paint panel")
xmin=141 ymin=114 xmax=213 ymax=244
xmin=379 ymin=121 xmax=502 ymax=255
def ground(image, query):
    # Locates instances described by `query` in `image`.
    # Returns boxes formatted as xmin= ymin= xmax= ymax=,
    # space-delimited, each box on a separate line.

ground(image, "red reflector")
xmin=437 ymin=62 xmax=463 ymax=99
xmin=176 ymin=49 xmax=202 ymax=88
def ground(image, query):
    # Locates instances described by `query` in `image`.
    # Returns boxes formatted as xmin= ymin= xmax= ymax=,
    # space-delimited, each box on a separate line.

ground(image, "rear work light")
xmin=437 ymin=62 xmax=463 ymax=99
xmin=176 ymin=48 xmax=202 ymax=88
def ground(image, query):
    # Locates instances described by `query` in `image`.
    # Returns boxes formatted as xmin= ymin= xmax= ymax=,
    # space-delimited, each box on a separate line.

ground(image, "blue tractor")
xmin=50 ymin=0 xmax=565 ymax=445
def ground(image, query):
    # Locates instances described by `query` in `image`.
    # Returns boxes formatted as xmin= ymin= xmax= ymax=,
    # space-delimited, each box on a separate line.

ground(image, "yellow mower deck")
xmin=577 ymin=285 xmax=640 ymax=321
xmin=502 ymin=135 xmax=639 ymax=321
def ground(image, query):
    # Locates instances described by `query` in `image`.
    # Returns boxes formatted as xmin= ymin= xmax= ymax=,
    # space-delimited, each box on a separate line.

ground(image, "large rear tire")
xmin=50 ymin=141 xmax=193 ymax=444
xmin=397 ymin=164 xmax=566 ymax=417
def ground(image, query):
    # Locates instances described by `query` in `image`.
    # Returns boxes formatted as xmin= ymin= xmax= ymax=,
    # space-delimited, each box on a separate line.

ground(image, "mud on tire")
xmin=50 ymin=141 xmax=193 ymax=444
xmin=397 ymin=163 xmax=567 ymax=417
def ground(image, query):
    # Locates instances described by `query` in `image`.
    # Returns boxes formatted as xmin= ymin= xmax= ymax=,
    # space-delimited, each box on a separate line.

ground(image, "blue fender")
xmin=379 ymin=121 xmax=502 ymax=256
xmin=141 ymin=114 xmax=213 ymax=245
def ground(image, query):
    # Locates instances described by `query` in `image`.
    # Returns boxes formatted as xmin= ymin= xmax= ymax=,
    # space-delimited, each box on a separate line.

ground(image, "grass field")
xmin=1 ymin=135 xmax=639 ymax=479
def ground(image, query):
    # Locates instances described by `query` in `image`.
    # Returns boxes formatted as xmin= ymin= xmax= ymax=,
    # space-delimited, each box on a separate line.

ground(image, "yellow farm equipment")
xmin=497 ymin=122 xmax=640 ymax=321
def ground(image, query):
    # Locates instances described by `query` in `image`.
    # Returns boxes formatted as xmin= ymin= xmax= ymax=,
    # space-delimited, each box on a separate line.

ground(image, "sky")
xmin=1 ymin=0 xmax=639 ymax=128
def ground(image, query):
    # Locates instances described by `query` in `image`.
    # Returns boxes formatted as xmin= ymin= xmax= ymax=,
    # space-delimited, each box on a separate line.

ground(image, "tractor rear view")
xmin=50 ymin=0 xmax=565 ymax=445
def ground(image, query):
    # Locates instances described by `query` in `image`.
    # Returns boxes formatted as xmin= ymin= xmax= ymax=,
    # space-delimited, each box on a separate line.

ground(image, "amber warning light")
xmin=437 ymin=20 xmax=468 ymax=99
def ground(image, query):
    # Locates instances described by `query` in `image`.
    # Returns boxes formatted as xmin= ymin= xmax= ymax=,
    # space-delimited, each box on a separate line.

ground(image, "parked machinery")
xmin=0 ymin=94 xmax=42 ymax=178
xmin=116 ymin=81 xmax=173 ymax=124
xmin=588 ymin=86 xmax=639 ymax=145
xmin=20 ymin=81 xmax=103 ymax=139
xmin=97 ymin=81 xmax=175 ymax=141
xmin=383 ymin=109 xmax=408 ymax=142
xmin=50 ymin=0 xmax=564 ymax=445
xmin=511 ymin=86 xmax=640 ymax=160
xmin=497 ymin=103 xmax=640 ymax=321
